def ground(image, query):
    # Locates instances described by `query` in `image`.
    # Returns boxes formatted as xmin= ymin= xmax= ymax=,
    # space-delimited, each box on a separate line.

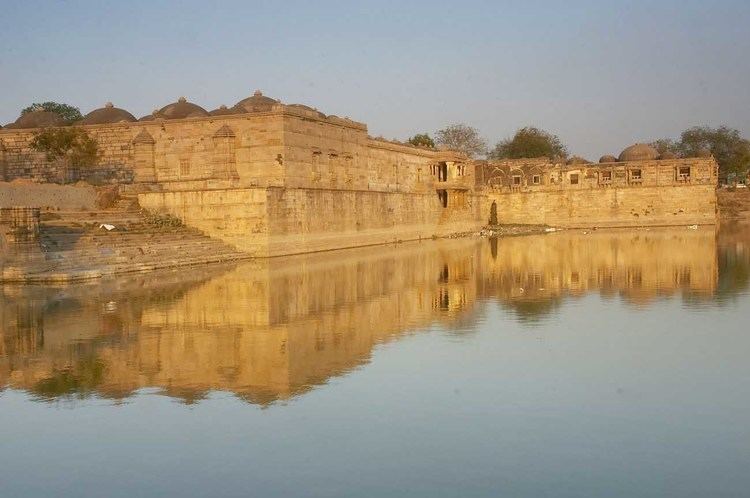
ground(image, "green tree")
xmin=407 ymin=133 xmax=435 ymax=148
xmin=435 ymin=123 xmax=487 ymax=158
xmin=488 ymin=126 xmax=567 ymax=160
xmin=22 ymin=101 xmax=82 ymax=124
xmin=677 ymin=126 xmax=750 ymax=180
xmin=29 ymin=127 xmax=100 ymax=168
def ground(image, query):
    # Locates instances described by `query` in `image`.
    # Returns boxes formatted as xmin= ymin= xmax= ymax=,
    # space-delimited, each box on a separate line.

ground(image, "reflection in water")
xmin=1 ymin=226 xmax=748 ymax=405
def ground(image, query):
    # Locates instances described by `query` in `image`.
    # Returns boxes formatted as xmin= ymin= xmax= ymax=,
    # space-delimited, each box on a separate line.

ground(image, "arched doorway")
xmin=489 ymin=201 xmax=498 ymax=226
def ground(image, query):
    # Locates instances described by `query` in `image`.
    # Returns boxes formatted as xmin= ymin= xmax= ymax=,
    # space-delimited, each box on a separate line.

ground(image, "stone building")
xmin=0 ymin=94 xmax=718 ymax=256
xmin=0 ymin=91 xmax=480 ymax=256
xmin=476 ymin=143 xmax=718 ymax=227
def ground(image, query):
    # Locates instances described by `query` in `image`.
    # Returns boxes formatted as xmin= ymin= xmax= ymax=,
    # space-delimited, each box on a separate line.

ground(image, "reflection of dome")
xmin=599 ymin=155 xmax=617 ymax=163
xmin=156 ymin=97 xmax=209 ymax=119
xmin=232 ymin=90 xmax=278 ymax=113
xmin=209 ymin=105 xmax=236 ymax=116
xmin=81 ymin=102 xmax=137 ymax=125
xmin=659 ymin=150 xmax=677 ymax=160
xmin=696 ymin=148 xmax=712 ymax=158
xmin=618 ymin=143 xmax=659 ymax=162
xmin=10 ymin=110 xmax=66 ymax=129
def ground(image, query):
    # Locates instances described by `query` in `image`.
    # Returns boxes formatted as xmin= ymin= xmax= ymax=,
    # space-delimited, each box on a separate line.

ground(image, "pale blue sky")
xmin=1 ymin=0 xmax=749 ymax=158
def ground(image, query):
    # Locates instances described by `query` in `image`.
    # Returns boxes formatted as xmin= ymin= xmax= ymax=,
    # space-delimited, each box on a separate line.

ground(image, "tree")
xmin=29 ymin=127 xmax=100 ymax=168
xmin=407 ymin=133 xmax=435 ymax=148
xmin=677 ymin=126 xmax=750 ymax=180
xmin=649 ymin=138 xmax=680 ymax=157
xmin=22 ymin=102 xmax=82 ymax=124
xmin=434 ymin=124 xmax=487 ymax=158
xmin=488 ymin=126 xmax=567 ymax=160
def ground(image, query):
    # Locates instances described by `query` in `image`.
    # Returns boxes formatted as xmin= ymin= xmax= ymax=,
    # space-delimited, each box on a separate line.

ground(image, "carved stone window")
xmin=570 ymin=173 xmax=579 ymax=185
xmin=678 ymin=166 xmax=691 ymax=181
xmin=630 ymin=169 xmax=642 ymax=182
xmin=179 ymin=158 xmax=190 ymax=177
xmin=600 ymin=170 xmax=612 ymax=184
xmin=513 ymin=175 xmax=522 ymax=186
xmin=532 ymin=174 xmax=541 ymax=185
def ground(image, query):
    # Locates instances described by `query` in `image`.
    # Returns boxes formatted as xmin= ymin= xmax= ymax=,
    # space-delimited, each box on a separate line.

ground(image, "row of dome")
xmin=2 ymin=91 xmax=331 ymax=129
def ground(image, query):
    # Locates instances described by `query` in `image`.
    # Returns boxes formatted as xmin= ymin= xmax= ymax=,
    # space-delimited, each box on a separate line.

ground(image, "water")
xmin=1 ymin=226 xmax=749 ymax=498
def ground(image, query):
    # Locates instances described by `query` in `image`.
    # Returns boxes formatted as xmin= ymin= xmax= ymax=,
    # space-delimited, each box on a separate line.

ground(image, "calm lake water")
xmin=1 ymin=226 xmax=749 ymax=498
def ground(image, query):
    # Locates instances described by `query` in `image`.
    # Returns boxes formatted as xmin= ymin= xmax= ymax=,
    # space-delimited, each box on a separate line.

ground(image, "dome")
xmin=209 ymin=105 xmax=237 ymax=116
xmin=659 ymin=150 xmax=677 ymax=160
xmin=138 ymin=109 xmax=160 ymax=121
xmin=599 ymin=155 xmax=617 ymax=163
xmin=232 ymin=90 xmax=278 ymax=113
xmin=10 ymin=110 xmax=66 ymax=129
xmin=81 ymin=102 xmax=137 ymax=125
xmin=566 ymin=156 xmax=591 ymax=165
xmin=618 ymin=143 xmax=659 ymax=162
xmin=286 ymin=103 xmax=326 ymax=118
xmin=155 ymin=97 xmax=209 ymax=119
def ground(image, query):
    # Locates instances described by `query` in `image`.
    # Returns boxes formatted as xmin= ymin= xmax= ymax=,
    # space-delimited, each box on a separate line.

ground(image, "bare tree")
xmin=435 ymin=124 xmax=487 ymax=158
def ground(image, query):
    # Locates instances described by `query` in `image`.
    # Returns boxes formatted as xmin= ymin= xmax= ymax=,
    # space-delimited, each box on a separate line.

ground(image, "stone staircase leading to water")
xmin=2 ymin=203 xmax=249 ymax=283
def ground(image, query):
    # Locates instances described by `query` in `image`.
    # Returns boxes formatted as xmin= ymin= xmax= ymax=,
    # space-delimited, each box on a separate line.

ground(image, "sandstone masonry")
xmin=0 ymin=92 xmax=718 ymax=257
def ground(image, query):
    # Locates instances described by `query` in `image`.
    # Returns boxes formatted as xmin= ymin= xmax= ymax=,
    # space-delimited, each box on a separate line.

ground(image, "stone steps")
xmin=2 ymin=207 xmax=250 ymax=283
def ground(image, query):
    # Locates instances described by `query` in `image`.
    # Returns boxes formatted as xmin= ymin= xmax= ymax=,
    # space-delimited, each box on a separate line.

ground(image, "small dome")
xmin=10 ymin=110 xmax=66 ymax=129
xmin=209 ymin=105 xmax=237 ymax=116
xmin=696 ymin=148 xmax=712 ymax=158
xmin=659 ymin=150 xmax=677 ymax=160
xmin=81 ymin=102 xmax=137 ymax=125
xmin=599 ymin=155 xmax=617 ymax=163
xmin=232 ymin=90 xmax=278 ymax=113
xmin=138 ymin=109 xmax=160 ymax=121
xmin=155 ymin=97 xmax=209 ymax=119
xmin=618 ymin=143 xmax=659 ymax=162
xmin=286 ymin=103 xmax=326 ymax=118
xmin=566 ymin=156 xmax=591 ymax=165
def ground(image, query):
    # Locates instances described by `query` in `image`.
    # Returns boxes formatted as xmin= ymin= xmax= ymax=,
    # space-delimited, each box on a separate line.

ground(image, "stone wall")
xmin=479 ymin=157 xmax=718 ymax=227
xmin=138 ymin=186 xmax=484 ymax=256
xmin=0 ymin=182 xmax=97 ymax=209
xmin=485 ymin=184 xmax=717 ymax=227
xmin=0 ymin=108 xmax=464 ymax=190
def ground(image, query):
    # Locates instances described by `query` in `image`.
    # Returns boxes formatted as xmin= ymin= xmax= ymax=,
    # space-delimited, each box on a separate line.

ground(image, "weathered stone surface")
xmin=0 ymin=95 xmax=719 ymax=259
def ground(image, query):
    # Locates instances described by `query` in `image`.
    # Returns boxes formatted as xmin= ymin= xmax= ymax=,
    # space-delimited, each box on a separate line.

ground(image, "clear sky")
xmin=1 ymin=0 xmax=749 ymax=158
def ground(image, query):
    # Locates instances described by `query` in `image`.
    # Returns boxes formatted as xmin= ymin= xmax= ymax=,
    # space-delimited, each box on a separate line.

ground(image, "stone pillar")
xmin=0 ymin=139 xmax=6 ymax=182
xmin=132 ymin=129 xmax=157 ymax=183
xmin=212 ymin=125 xmax=238 ymax=180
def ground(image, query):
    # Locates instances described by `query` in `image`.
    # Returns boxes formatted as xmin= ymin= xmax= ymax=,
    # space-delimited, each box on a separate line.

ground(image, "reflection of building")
xmin=478 ymin=228 xmax=719 ymax=319
xmin=0 ymin=240 xmax=480 ymax=404
xmin=1 ymin=227 xmax=741 ymax=404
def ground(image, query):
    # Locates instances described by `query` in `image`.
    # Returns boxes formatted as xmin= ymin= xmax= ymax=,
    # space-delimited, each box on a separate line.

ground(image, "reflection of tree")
xmin=716 ymin=245 xmax=750 ymax=303
xmin=31 ymin=356 xmax=105 ymax=401
xmin=500 ymin=298 xmax=562 ymax=324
